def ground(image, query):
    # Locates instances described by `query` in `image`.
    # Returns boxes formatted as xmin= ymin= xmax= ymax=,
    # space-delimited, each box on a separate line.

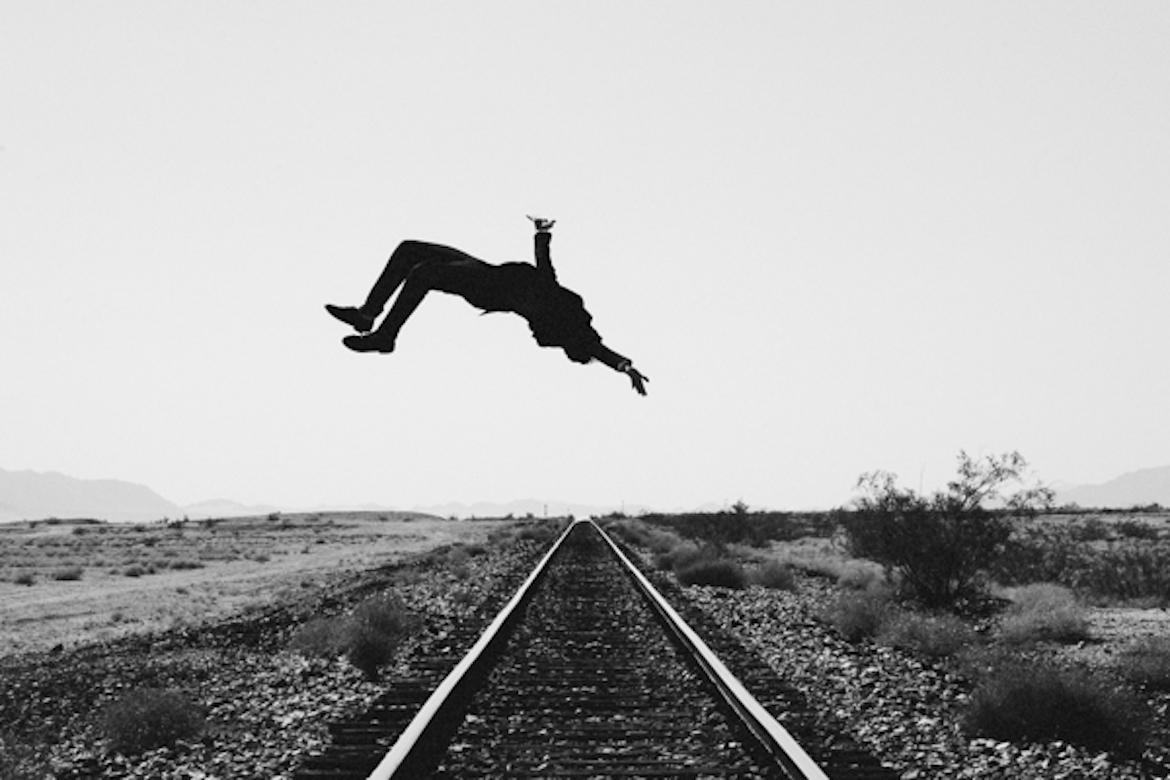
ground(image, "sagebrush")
xmin=102 ymin=688 xmax=203 ymax=754
xmin=962 ymin=664 xmax=1148 ymax=757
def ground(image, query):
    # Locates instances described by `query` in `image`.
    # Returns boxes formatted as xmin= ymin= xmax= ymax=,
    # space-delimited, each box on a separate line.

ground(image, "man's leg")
xmin=343 ymin=258 xmax=499 ymax=353
xmin=327 ymin=241 xmax=478 ymax=332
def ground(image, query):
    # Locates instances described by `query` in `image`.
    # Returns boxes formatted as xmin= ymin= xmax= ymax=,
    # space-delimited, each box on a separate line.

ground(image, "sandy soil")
xmin=0 ymin=512 xmax=505 ymax=656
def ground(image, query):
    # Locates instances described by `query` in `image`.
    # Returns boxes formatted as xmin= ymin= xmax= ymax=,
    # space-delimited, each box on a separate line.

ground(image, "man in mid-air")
xmin=325 ymin=217 xmax=649 ymax=395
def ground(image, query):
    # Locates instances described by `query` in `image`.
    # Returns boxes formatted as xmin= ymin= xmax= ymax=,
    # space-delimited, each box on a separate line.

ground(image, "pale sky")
xmin=3 ymin=2 xmax=1168 ymax=512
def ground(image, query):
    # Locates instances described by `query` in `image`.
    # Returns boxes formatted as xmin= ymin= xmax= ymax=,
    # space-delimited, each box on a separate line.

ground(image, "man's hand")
xmin=624 ymin=365 xmax=649 ymax=396
xmin=526 ymin=215 xmax=556 ymax=233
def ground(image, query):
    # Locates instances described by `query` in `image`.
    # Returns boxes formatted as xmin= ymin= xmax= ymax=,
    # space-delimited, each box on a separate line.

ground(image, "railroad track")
xmin=296 ymin=520 xmax=898 ymax=779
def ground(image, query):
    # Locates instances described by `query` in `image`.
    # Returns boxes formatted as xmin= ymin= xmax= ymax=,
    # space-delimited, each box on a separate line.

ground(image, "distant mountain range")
xmin=0 ymin=468 xmax=281 ymax=524
xmin=411 ymin=499 xmax=653 ymax=520
xmin=1053 ymin=465 xmax=1170 ymax=509
xmin=3 ymin=464 xmax=1167 ymax=524
xmin=0 ymin=467 xmax=647 ymax=524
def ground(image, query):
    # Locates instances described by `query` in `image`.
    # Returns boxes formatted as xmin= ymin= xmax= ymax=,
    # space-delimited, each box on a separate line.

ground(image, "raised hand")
xmin=526 ymin=215 xmax=556 ymax=233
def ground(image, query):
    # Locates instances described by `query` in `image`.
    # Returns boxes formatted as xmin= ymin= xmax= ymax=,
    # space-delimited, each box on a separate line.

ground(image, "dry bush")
xmin=877 ymin=610 xmax=977 ymax=658
xmin=12 ymin=573 xmax=35 ymax=586
xmin=653 ymin=541 xmax=701 ymax=572
xmin=770 ymin=538 xmax=885 ymax=589
xmin=291 ymin=593 xmax=421 ymax=679
xmin=749 ymin=559 xmax=796 ymax=590
xmin=289 ymin=616 xmax=346 ymax=659
xmin=1118 ymin=636 xmax=1170 ymax=691
xmin=102 ymin=688 xmax=203 ymax=755
xmin=344 ymin=593 xmax=421 ymax=679
xmin=513 ymin=522 xmax=563 ymax=546
xmin=994 ymin=525 xmax=1170 ymax=604
xmin=962 ymin=663 xmax=1149 ymax=757
xmin=842 ymin=451 xmax=1050 ymax=608
xmin=835 ymin=560 xmax=886 ymax=590
xmin=609 ymin=519 xmax=686 ymax=555
xmin=820 ymin=587 xmax=894 ymax=643
xmin=998 ymin=583 xmax=1090 ymax=644
xmin=675 ymin=557 xmax=747 ymax=589
xmin=52 ymin=566 xmax=84 ymax=581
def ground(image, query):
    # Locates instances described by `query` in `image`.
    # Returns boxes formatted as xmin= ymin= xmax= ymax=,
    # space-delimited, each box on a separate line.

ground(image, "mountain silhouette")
xmin=0 ymin=467 xmax=181 ymax=523
xmin=1055 ymin=465 xmax=1170 ymax=508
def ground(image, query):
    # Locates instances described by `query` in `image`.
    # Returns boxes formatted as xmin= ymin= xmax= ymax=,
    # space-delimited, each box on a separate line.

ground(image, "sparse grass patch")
xmin=748 ymin=559 xmax=796 ymax=590
xmin=998 ymin=583 xmax=1090 ymax=645
xmin=993 ymin=523 xmax=1170 ymax=604
xmin=608 ymin=518 xmax=687 ymax=555
xmin=652 ymin=541 xmax=701 ymax=572
xmin=101 ymin=688 xmax=204 ymax=755
xmin=835 ymin=560 xmax=886 ymax=590
xmin=1118 ymin=636 xmax=1170 ymax=691
xmin=165 ymin=558 xmax=205 ymax=571
xmin=289 ymin=616 xmax=346 ymax=659
xmin=962 ymin=663 xmax=1149 ymax=757
xmin=876 ymin=610 xmax=977 ymax=658
xmin=675 ymin=557 xmax=747 ymax=589
xmin=820 ymin=587 xmax=894 ymax=643
xmin=340 ymin=593 xmax=421 ymax=679
xmin=513 ymin=522 xmax=563 ymax=546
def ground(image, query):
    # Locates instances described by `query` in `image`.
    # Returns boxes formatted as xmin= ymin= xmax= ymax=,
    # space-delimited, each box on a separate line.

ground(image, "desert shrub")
xmin=835 ymin=560 xmax=886 ymax=590
xmin=1069 ymin=517 xmax=1113 ymax=542
xmin=634 ymin=510 xmax=831 ymax=547
xmin=345 ymin=626 xmax=397 ymax=680
xmin=962 ymin=664 xmax=1149 ymax=757
xmin=52 ymin=566 xmax=84 ymax=581
xmin=609 ymin=519 xmax=686 ymax=555
xmin=1114 ymin=519 xmax=1161 ymax=540
xmin=993 ymin=525 xmax=1170 ymax=604
xmin=820 ymin=587 xmax=894 ymax=643
xmin=998 ymin=584 xmax=1090 ymax=644
xmin=514 ymin=522 xmax=562 ymax=546
xmin=1118 ymin=636 xmax=1170 ymax=690
xmin=675 ymin=557 xmax=747 ymax=589
xmin=289 ymin=616 xmax=346 ymax=659
xmin=12 ymin=573 xmax=35 ymax=586
xmin=749 ymin=559 xmax=796 ymax=590
xmin=876 ymin=611 xmax=977 ymax=658
xmin=101 ymin=688 xmax=203 ymax=754
xmin=841 ymin=451 xmax=1051 ymax=609
xmin=653 ymin=541 xmax=702 ymax=572
xmin=344 ymin=593 xmax=420 ymax=679
xmin=166 ymin=559 xmax=205 ymax=570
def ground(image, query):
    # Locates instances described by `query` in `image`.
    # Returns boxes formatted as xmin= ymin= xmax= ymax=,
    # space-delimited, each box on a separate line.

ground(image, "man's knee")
xmin=395 ymin=240 xmax=431 ymax=258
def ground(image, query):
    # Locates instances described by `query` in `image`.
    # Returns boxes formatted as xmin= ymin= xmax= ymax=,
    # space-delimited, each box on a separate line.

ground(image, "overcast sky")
xmin=3 ymin=2 xmax=1168 ymax=512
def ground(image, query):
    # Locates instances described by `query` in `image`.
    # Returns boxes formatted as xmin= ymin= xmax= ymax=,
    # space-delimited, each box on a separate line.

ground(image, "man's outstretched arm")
xmin=591 ymin=342 xmax=649 ymax=396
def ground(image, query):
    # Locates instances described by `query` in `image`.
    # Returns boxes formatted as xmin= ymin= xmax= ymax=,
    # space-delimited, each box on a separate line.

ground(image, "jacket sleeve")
xmin=534 ymin=231 xmax=557 ymax=283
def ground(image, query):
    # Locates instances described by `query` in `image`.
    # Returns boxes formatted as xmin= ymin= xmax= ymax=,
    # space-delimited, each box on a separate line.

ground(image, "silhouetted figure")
xmin=326 ymin=217 xmax=649 ymax=395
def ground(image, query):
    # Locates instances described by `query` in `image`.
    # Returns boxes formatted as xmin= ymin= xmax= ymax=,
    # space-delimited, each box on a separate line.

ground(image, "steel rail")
xmin=590 ymin=519 xmax=830 ymax=780
xmin=365 ymin=520 xmax=576 ymax=780
xmin=367 ymin=519 xmax=829 ymax=779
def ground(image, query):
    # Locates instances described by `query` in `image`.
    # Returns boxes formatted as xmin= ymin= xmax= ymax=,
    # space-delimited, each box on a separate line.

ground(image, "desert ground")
xmin=0 ymin=512 xmax=503 ymax=656
xmin=2 ymin=510 xmax=1169 ymax=778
